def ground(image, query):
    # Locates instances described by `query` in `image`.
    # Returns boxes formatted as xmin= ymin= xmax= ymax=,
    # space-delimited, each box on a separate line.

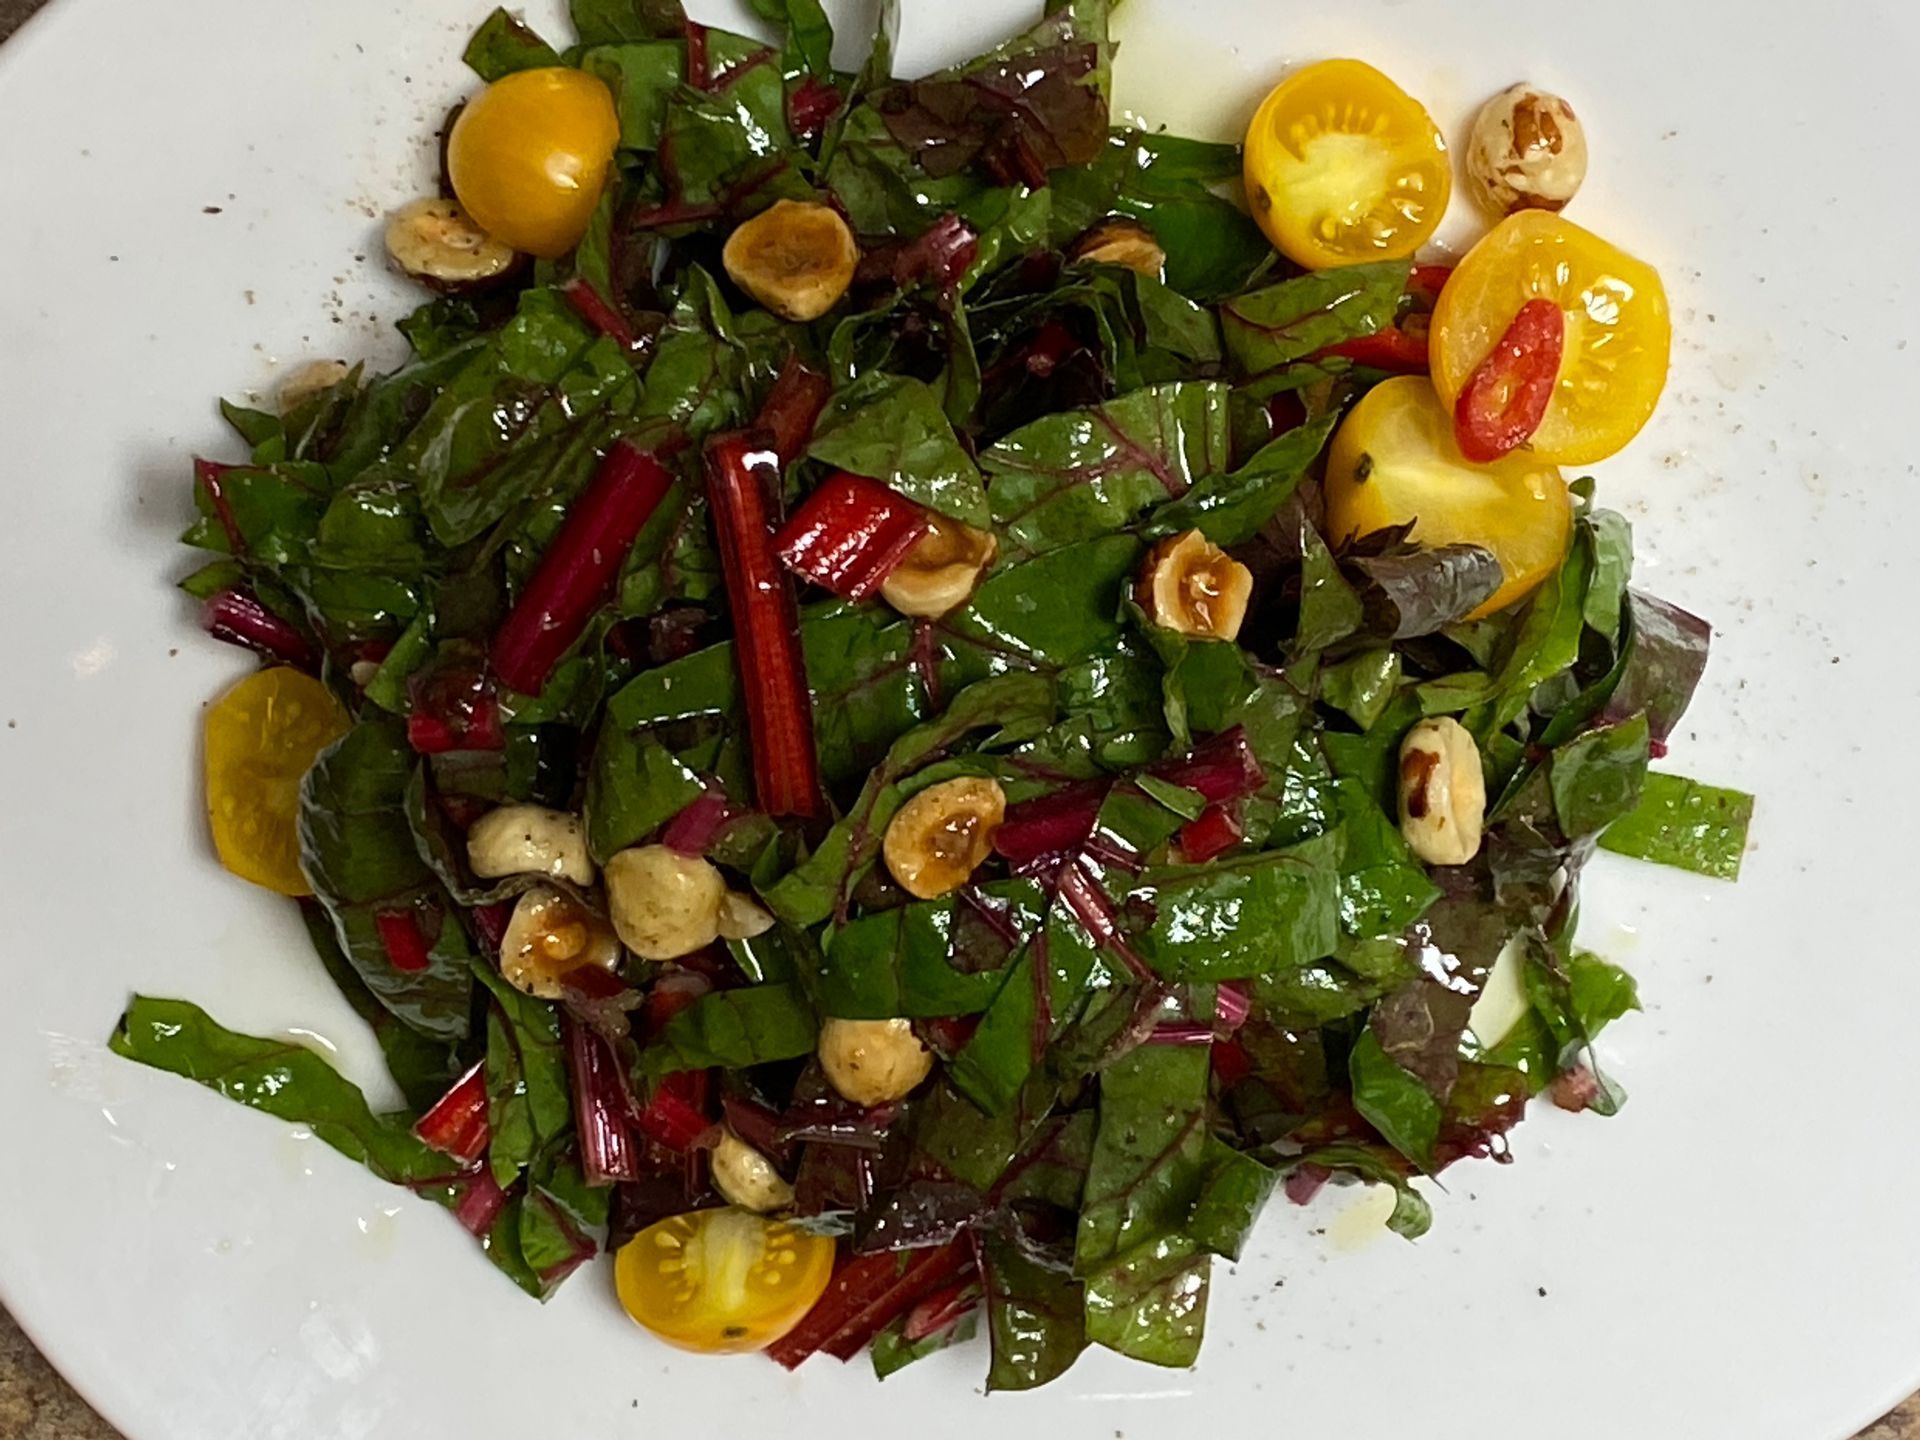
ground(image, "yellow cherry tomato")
xmin=204 ymin=668 xmax=350 ymax=896
xmin=1242 ymin=59 xmax=1451 ymax=270
xmin=1430 ymin=211 xmax=1672 ymax=466
xmin=1324 ymin=376 xmax=1572 ymax=617
xmin=615 ymin=1208 xmax=834 ymax=1354
xmin=447 ymin=67 xmax=620 ymax=259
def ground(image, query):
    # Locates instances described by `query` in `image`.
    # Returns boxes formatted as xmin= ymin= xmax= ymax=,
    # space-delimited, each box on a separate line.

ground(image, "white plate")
xmin=1 ymin=1 xmax=1915 ymax=1436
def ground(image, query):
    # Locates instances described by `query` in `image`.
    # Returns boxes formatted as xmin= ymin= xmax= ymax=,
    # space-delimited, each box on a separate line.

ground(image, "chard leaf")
xmin=807 ymin=372 xmax=989 ymax=525
xmin=636 ymin=983 xmax=818 ymax=1078
xmin=1549 ymin=714 xmax=1651 ymax=840
xmin=464 ymin=8 xmax=562 ymax=80
xmin=981 ymin=1232 xmax=1088 ymax=1391
xmin=109 ymin=997 xmax=458 ymax=1185
xmin=1082 ymin=1235 xmax=1209 ymax=1367
xmin=1221 ymin=262 xmax=1409 ymax=377
xmin=984 ymin=382 xmax=1231 ymax=558
xmin=1077 ymin=1040 xmax=1211 ymax=1268
xmin=1598 ymin=771 xmax=1753 ymax=880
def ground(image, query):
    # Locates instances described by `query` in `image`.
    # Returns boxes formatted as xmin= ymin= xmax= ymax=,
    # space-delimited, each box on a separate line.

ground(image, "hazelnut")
xmin=878 ymin=515 xmax=998 ymax=619
xmin=384 ymin=196 xmax=517 ymax=290
xmin=1070 ymin=218 xmax=1167 ymax=277
xmin=466 ymin=805 xmax=595 ymax=887
xmin=881 ymin=777 xmax=1006 ymax=899
xmin=1138 ymin=529 xmax=1253 ymax=641
xmin=498 ymin=884 xmax=623 ymax=999
xmin=277 ymin=359 xmax=351 ymax=414
xmin=1396 ymin=717 xmax=1486 ymax=866
xmin=603 ymin=844 xmax=726 ymax=960
xmin=721 ymin=199 xmax=859 ymax=322
xmin=708 ymin=1129 xmax=794 ymax=1213
xmin=817 ymin=1017 xmax=933 ymax=1107
xmin=1466 ymin=85 xmax=1588 ymax=216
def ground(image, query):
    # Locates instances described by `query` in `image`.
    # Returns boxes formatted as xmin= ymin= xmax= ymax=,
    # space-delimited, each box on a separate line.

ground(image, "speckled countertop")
xmin=0 ymin=1 xmax=1910 ymax=1437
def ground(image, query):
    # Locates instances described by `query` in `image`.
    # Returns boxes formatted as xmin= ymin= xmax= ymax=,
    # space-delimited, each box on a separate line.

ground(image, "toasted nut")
xmin=277 ymin=359 xmax=351 ymax=414
xmin=709 ymin=1129 xmax=794 ymax=1213
xmin=499 ymin=884 xmax=623 ymax=999
xmin=384 ymin=196 xmax=518 ymax=290
xmin=466 ymin=804 xmax=595 ymax=886
xmin=817 ymin=1017 xmax=933 ymax=1107
xmin=1397 ymin=717 xmax=1487 ymax=866
xmin=1465 ymin=85 xmax=1588 ymax=216
xmin=882 ymin=777 xmax=1006 ymax=899
xmin=879 ymin=515 xmax=998 ymax=619
xmin=1070 ymin=218 xmax=1167 ymax=277
xmin=721 ymin=199 xmax=858 ymax=322
xmin=604 ymin=844 xmax=726 ymax=960
xmin=1138 ymin=529 xmax=1253 ymax=640
xmin=717 ymin=890 xmax=776 ymax=941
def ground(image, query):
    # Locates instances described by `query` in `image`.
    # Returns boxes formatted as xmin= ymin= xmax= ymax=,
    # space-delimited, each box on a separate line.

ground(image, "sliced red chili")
xmin=375 ymin=907 xmax=433 ymax=973
xmin=1321 ymin=325 xmax=1430 ymax=374
xmin=1452 ymin=298 xmax=1566 ymax=463
xmin=774 ymin=471 xmax=932 ymax=601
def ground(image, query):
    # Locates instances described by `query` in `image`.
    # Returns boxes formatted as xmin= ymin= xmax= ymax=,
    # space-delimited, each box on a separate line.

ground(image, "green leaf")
xmin=579 ymin=41 xmax=686 ymax=150
xmin=297 ymin=903 xmax=463 ymax=1114
xmin=1320 ymin=647 xmax=1401 ymax=730
xmin=943 ymin=534 xmax=1144 ymax=673
xmin=1145 ymin=413 xmax=1337 ymax=547
xmin=1077 ymin=1041 xmax=1211 ymax=1268
xmin=571 ymin=0 xmax=688 ymax=45
xmin=583 ymin=726 xmax=706 ymax=862
xmin=749 ymin=0 xmax=834 ymax=76
xmin=983 ymin=382 xmax=1231 ymax=558
xmin=1187 ymin=1139 xmax=1278 ymax=1261
xmin=109 ymin=997 xmax=457 ymax=1185
xmin=1348 ymin=1029 xmax=1442 ymax=1171
xmin=364 ymin=288 xmax=638 ymax=546
xmin=473 ymin=965 xmax=571 ymax=1189
xmin=1295 ymin=523 xmax=1363 ymax=653
xmin=1292 ymin=1142 xmax=1432 ymax=1239
xmin=807 ymin=372 xmax=990 ymax=525
xmin=636 ymin=982 xmax=818 ymax=1078
xmin=1082 ymin=1235 xmax=1209 ymax=1367
xmin=1220 ymin=262 xmax=1410 ymax=377
xmin=1136 ymin=773 xmax=1206 ymax=821
xmin=1583 ymin=508 xmax=1633 ymax=640
xmin=871 ymin=1309 xmax=978 ymax=1379
xmin=814 ymin=884 xmax=1039 ymax=1018
xmin=1126 ymin=836 xmax=1343 ymax=982
xmin=1549 ymin=713 xmax=1650 ymax=840
xmin=464 ymin=8 xmax=562 ymax=80
xmin=1598 ymin=771 xmax=1754 ymax=880
xmin=980 ymin=1232 xmax=1088 ymax=1391
xmin=298 ymin=722 xmax=475 ymax=1041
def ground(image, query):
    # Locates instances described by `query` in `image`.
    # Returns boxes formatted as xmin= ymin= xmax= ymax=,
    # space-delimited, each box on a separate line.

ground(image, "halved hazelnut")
xmin=721 ymin=199 xmax=858 ymax=322
xmin=384 ymin=196 xmax=517 ymax=291
xmin=499 ymin=884 xmax=623 ymax=999
xmin=1138 ymin=529 xmax=1253 ymax=641
xmin=878 ymin=515 xmax=998 ymax=619
xmin=1070 ymin=218 xmax=1167 ymax=278
xmin=881 ymin=776 xmax=1006 ymax=900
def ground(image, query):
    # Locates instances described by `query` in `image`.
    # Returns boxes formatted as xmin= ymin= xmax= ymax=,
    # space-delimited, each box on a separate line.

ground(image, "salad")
xmin=113 ymin=0 xmax=1755 ymax=1390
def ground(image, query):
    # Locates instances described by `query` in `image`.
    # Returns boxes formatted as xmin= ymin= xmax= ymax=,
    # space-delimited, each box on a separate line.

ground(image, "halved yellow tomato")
xmin=204 ymin=667 xmax=350 ymax=896
xmin=1243 ymin=59 xmax=1451 ymax=270
xmin=447 ymin=67 xmax=620 ymax=259
xmin=615 ymin=1208 xmax=834 ymax=1354
xmin=1324 ymin=376 xmax=1572 ymax=617
xmin=1430 ymin=211 xmax=1671 ymax=465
